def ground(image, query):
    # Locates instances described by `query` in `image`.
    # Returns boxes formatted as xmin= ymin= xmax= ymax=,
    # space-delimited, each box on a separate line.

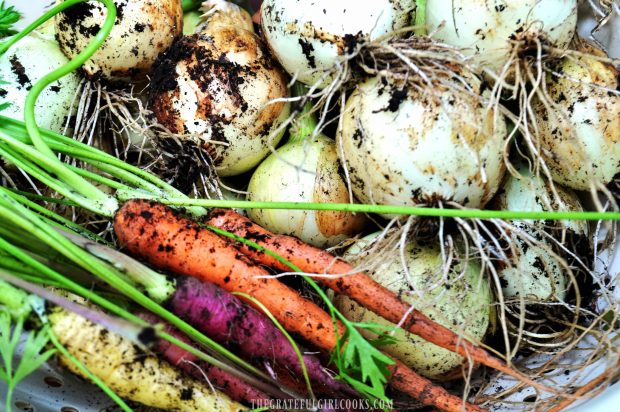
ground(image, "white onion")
xmin=248 ymin=135 xmax=366 ymax=247
xmin=338 ymin=73 xmax=507 ymax=211
xmin=492 ymin=165 xmax=588 ymax=237
xmin=426 ymin=0 xmax=578 ymax=74
xmin=149 ymin=1 xmax=291 ymax=177
xmin=532 ymin=42 xmax=620 ymax=190
xmin=497 ymin=226 xmax=567 ymax=302
xmin=0 ymin=33 xmax=80 ymax=133
xmin=55 ymin=0 xmax=183 ymax=81
xmin=260 ymin=0 xmax=415 ymax=87
xmin=335 ymin=233 xmax=492 ymax=379
xmin=490 ymin=166 xmax=582 ymax=301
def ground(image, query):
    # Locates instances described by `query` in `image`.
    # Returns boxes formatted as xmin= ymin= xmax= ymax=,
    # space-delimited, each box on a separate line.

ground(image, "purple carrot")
xmin=139 ymin=311 xmax=271 ymax=405
xmin=168 ymin=276 xmax=358 ymax=399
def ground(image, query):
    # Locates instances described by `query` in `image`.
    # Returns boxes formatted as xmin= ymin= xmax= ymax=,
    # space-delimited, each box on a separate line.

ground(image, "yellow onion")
xmin=248 ymin=108 xmax=366 ymax=247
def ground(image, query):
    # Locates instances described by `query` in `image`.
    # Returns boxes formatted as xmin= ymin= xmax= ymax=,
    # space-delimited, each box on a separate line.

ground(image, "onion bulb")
xmin=335 ymin=233 xmax=492 ymax=379
xmin=260 ymin=0 xmax=415 ymax=87
xmin=0 ymin=33 xmax=80 ymax=133
xmin=532 ymin=42 xmax=620 ymax=190
xmin=150 ymin=0 xmax=290 ymax=177
xmin=426 ymin=0 xmax=578 ymax=74
xmin=55 ymin=0 xmax=183 ymax=81
xmin=490 ymin=166 xmax=583 ymax=301
xmin=338 ymin=73 xmax=507 ymax=211
xmin=248 ymin=110 xmax=366 ymax=247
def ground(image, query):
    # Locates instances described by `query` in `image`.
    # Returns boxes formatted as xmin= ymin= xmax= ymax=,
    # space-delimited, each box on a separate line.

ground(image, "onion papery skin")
xmin=426 ymin=0 xmax=578 ymax=74
xmin=336 ymin=233 xmax=492 ymax=379
xmin=55 ymin=0 xmax=183 ymax=81
xmin=338 ymin=75 xmax=507 ymax=212
xmin=260 ymin=0 xmax=415 ymax=88
xmin=149 ymin=29 xmax=290 ymax=177
xmin=532 ymin=44 xmax=620 ymax=190
xmin=0 ymin=33 xmax=80 ymax=133
xmin=248 ymin=136 xmax=366 ymax=247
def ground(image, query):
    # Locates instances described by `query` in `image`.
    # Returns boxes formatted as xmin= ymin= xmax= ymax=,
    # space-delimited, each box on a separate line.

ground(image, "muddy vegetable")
xmin=48 ymin=297 xmax=246 ymax=411
xmin=335 ymin=233 xmax=493 ymax=379
xmin=260 ymin=0 xmax=415 ymax=88
xmin=150 ymin=0 xmax=291 ymax=176
xmin=338 ymin=73 xmax=507 ymax=211
xmin=532 ymin=42 xmax=620 ymax=190
xmin=426 ymin=0 xmax=578 ymax=74
xmin=0 ymin=33 xmax=80 ymax=133
xmin=54 ymin=0 xmax=183 ymax=81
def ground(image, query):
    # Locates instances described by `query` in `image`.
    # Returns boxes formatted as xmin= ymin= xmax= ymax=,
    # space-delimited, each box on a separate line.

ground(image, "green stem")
xmin=414 ymin=0 xmax=427 ymax=36
xmin=0 ymin=279 xmax=30 ymax=320
xmin=6 ymin=385 xmax=13 ymax=412
xmin=1 ymin=188 xmax=106 ymax=243
xmin=182 ymin=0 xmax=202 ymax=12
xmin=234 ymin=292 xmax=316 ymax=400
xmin=163 ymin=198 xmax=620 ymax=221
xmin=0 ymin=0 xmax=118 ymax=212
xmin=289 ymin=83 xmax=318 ymax=144
xmin=0 ymin=131 xmax=117 ymax=217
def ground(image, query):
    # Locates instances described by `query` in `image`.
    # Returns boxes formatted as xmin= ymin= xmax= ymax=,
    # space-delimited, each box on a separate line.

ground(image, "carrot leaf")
xmin=0 ymin=309 xmax=55 ymax=412
xmin=333 ymin=326 xmax=395 ymax=401
xmin=0 ymin=1 xmax=21 ymax=38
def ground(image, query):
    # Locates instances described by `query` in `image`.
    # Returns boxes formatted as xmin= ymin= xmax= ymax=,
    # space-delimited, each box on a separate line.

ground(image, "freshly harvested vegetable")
xmin=335 ymin=233 xmax=492 ymax=379
xmin=114 ymin=199 xmax=486 ymax=412
xmin=425 ymin=0 xmax=578 ymax=74
xmin=260 ymin=0 xmax=416 ymax=87
xmin=48 ymin=298 xmax=246 ymax=411
xmin=139 ymin=312 xmax=273 ymax=405
xmin=57 ymin=227 xmax=350 ymax=400
xmin=491 ymin=166 xmax=588 ymax=237
xmin=338 ymin=72 xmax=507 ymax=210
xmin=532 ymin=42 xmax=620 ymax=190
xmin=54 ymin=0 xmax=183 ymax=81
xmin=205 ymin=208 xmax=551 ymax=388
xmin=0 ymin=33 xmax=80 ymax=133
xmin=150 ymin=0 xmax=291 ymax=176
xmin=163 ymin=276 xmax=355 ymax=398
xmin=248 ymin=94 xmax=366 ymax=247
xmin=491 ymin=166 xmax=586 ymax=301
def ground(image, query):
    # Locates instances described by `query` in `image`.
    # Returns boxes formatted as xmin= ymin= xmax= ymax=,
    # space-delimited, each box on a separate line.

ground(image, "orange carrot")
xmin=114 ymin=199 xmax=484 ymax=412
xmin=205 ymin=208 xmax=559 ymax=393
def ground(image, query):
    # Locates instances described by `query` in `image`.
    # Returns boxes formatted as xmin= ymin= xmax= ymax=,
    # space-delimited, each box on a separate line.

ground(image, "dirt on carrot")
xmin=113 ymin=199 xmax=485 ymax=412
